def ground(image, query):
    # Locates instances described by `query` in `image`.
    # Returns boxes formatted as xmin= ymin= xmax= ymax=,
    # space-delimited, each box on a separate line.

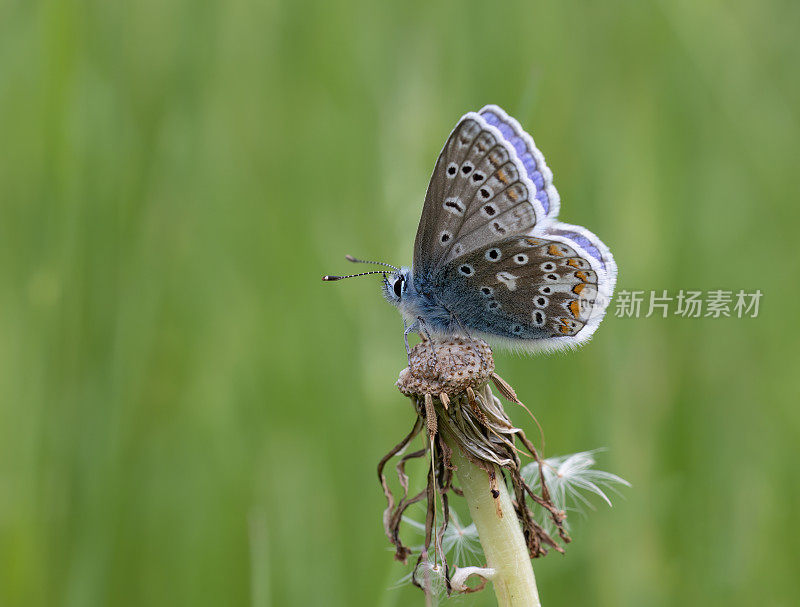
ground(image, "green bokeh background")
xmin=1 ymin=1 xmax=798 ymax=606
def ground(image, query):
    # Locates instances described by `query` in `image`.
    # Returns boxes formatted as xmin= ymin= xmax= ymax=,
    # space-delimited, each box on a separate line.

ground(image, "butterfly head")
xmin=323 ymin=256 xmax=412 ymax=308
xmin=381 ymin=267 xmax=413 ymax=306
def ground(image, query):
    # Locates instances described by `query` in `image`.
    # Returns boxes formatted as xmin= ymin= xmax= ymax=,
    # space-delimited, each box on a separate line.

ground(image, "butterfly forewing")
xmin=413 ymin=115 xmax=542 ymax=278
xmin=431 ymin=236 xmax=602 ymax=342
xmin=479 ymin=105 xmax=561 ymax=219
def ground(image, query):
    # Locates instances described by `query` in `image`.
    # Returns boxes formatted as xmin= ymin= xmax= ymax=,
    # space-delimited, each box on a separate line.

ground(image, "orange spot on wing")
xmin=548 ymin=244 xmax=561 ymax=256
xmin=573 ymin=283 xmax=586 ymax=295
xmin=575 ymin=271 xmax=590 ymax=282
xmin=568 ymin=300 xmax=581 ymax=318
xmin=559 ymin=318 xmax=572 ymax=334
xmin=497 ymin=169 xmax=508 ymax=184
xmin=507 ymin=188 xmax=519 ymax=202
xmin=567 ymin=258 xmax=582 ymax=268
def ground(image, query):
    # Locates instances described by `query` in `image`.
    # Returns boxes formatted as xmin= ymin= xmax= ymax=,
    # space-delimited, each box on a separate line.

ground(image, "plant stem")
xmin=444 ymin=433 xmax=541 ymax=607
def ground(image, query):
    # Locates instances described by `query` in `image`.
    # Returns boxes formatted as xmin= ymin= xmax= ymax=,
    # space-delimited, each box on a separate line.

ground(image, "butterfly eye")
xmin=393 ymin=278 xmax=403 ymax=298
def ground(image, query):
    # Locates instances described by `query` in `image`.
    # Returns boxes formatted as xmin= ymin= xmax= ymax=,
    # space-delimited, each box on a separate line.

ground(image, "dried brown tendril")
xmin=377 ymin=337 xmax=571 ymax=596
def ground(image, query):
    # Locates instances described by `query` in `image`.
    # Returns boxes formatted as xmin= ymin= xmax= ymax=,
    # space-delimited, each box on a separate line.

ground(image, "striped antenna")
xmin=322 ymin=270 xmax=387 ymax=281
xmin=345 ymin=255 xmax=399 ymax=271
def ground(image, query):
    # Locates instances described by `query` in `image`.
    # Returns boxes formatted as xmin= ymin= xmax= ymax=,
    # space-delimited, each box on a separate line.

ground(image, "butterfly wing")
xmin=412 ymin=105 xmax=617 ymax=351
xmin=412 ymin=112 xmax=547 ymax=279
xmin=479 ymin=104 xmax=561 ymax=221
xmin=430 ymin=233 xmax=615 ymax=352
xmin=544 ymin=222 xmax=616 ymax=277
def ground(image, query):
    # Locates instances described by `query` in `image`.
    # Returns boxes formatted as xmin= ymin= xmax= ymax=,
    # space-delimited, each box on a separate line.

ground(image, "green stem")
xmin=445 ymin=434 xmax=541 ymax=607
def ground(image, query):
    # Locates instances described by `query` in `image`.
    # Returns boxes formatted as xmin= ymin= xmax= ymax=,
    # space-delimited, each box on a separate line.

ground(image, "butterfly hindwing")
xmin=430 ymin=235 xmax=610 ymax=350
xmin=413 ymin=114 xmax=545 ymax=278
xmin=545 ymin=223 xmax=615 ymax=275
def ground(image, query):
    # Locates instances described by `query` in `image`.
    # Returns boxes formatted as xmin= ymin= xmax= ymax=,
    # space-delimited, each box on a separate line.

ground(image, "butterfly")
xmin=324 ymin=105 xmax=617 ymax=355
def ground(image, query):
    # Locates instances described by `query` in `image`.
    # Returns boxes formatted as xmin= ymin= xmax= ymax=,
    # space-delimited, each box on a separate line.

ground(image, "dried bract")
xmin=379 ymin=337 xmax=570 ymax=596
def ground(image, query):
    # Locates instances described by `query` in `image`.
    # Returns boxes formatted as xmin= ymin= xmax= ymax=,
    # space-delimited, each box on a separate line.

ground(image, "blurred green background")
xmin=1 ymin=0 xmax=798 ymax=605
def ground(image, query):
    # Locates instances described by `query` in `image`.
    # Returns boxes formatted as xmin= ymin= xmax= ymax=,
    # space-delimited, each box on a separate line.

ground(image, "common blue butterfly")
xmin=325 ymin=105 xmax=617 ymax=354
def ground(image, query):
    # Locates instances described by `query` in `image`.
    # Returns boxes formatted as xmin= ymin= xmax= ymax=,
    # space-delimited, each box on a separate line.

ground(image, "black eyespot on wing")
xmin=443 ymin=198 xmax=465 ymax=215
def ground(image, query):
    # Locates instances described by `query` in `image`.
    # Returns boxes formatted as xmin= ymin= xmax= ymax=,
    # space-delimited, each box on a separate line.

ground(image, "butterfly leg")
xmin=403 ymin=317 xmax=440 ymax=369
xmin=450 ymin=311 xmax=473 ymax=341
xmin=416 ymin=316 xmax=434 ymax=342
xmin=445 ymin=305 xmax=488 ymax=366
xmin=403 ymin=318 xmax=420 ymax=363
xmin=416 ymin=316 xmax=440 ymax=369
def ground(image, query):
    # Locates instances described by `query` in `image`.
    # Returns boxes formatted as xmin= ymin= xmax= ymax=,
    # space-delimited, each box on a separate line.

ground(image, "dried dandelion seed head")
xmin=380 ymin=336 xmax=575 ymax=598
xmin=396 ymin=338 xmax=494 ymax=398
